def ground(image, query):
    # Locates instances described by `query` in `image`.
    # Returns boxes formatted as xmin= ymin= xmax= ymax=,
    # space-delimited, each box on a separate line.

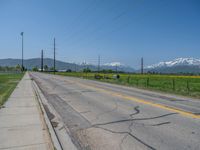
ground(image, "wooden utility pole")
xmin=98 ymin=55 xmax=100 ymax=73
xmin=75 ymin=63 xmax=77 ymax=72
xmin=41 ymin=50 xmax=43 ymax=72
xmin=54 ymin=38 xmax=56 ymax=74
xmin=141 ymin=57 xmax=143 ymax=74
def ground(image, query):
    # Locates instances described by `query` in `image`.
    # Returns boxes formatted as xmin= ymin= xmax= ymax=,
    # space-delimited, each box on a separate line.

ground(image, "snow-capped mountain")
xmin=102 ymin=62 xmax=134 ymax=72
xmin=103 ymin=62 xmax=124 ymax=67
xmin=147 ymin=58 xmax=200 ymax=69
xmin=145 ymin=58 xmax=200 ymax=74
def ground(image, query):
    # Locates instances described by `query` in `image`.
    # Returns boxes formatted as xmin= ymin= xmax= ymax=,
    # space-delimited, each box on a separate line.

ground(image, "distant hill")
xmin=0 ymin=58 xmax=84 ymax=71
xmin=0 ymin=58 xmax=135 ymax=72
xmin=1 ymin=57 xmax=200 ymax=74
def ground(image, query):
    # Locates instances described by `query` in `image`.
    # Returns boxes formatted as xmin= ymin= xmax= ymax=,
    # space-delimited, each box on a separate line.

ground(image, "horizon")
xmin=0 ymin=0 xmax=200 ymax=68
xmin=0 ymin=56 xmax=200 ymax=69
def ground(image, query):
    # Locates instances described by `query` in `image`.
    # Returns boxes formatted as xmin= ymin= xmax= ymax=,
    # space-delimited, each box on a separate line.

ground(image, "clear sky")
xmin=0 ymin=0 xmax=200 ymax=68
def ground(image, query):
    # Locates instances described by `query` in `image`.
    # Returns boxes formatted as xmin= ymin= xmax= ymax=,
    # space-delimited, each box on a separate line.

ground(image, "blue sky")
xmin=0 ymin=0 xmax=200 ymax=68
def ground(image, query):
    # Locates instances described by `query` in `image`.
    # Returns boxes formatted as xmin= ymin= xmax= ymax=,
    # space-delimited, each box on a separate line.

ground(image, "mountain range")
xmin=0 ymin=58 xmax=134 ymax=72
xmin=145 ymin=58 xmax=200 ymax=74
xmin=0 ymin=57 xmax=199 ymax=74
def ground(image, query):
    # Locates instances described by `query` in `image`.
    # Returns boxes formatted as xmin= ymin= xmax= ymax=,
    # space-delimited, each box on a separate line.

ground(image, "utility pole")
xmin=41 ymin=50 xmax=43 ymax=72
xmin=21 ymin=32 xmax=24 ymax=72
xmin=116 ymin=65 xmax=118 ymax=74
xmin=75 ymin=63 xmax=77 ymax=72
xmin=54 ymin=38 xmax=56 ymax=74
xmin=98 ymin=55 xmax=100 ymax=73
xmin=141 ymin=57 xmax=144 ymax=74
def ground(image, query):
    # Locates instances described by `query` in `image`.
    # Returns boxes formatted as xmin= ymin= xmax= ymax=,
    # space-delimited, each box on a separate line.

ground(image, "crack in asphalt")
xmin=92 ymin=113 xmax=177 ymax=126
xmin=119 ymin=134 xmax=129 ymax=150
xmin=119 ymin=119 xmax=135 ymax=150
xmin=90 ymin=110 xmax=176 ymax=150
xmin=134 ymin=121 xmax=171 ymax=127
xmin=132 ymin=121 xmax=171 ymax=127
xmin=31 ymin=73 xmax=175 ymax=150
xmin=151 ymin=121 xmax=171 ymax=126
xmin=94 ymin=126 xmax=156 ymax=150
xmin=79 ymin=111 xmax=91 ymax=114
xmin=130 ymin=106 xmax=140 ymax=117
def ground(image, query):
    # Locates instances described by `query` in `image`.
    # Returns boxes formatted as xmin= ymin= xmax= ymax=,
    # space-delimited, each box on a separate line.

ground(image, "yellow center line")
xmin=73 ymin=81 xmax=200 ymax=119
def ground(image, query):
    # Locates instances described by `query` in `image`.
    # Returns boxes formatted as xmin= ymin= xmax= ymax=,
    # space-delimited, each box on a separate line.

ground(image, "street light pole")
xmin=21 ymin=32 xmax=24 ymax=72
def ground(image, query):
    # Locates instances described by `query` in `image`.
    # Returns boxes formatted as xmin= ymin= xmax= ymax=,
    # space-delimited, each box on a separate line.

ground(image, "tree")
xmin=32 ymin=66 xmax=38 ymax=71
xmin=83 ymin=67 xmax=91 ymax=73
xmin=66 ymin=69 xmax=72 ymax=72
xmin=50 ymin=67 xmax=54 ymax=71
xmin=101 ymin=69 xmax=114 ymax=73
xmin=15 ymin=64 xmax=21 ymax=71
xmin=44 ymin=65 xmax=48 ymax=71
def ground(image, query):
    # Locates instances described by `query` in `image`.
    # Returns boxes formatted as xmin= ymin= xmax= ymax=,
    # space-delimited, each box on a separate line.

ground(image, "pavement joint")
xmin=0 ymin=123 xmax=41 ymax=129
xmin=0 ymin=142 xmax=46 ymax=150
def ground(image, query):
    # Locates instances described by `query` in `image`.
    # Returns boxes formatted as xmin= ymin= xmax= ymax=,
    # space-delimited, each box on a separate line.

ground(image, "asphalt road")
xmin=30 ymin=72 xmax=200 ymax=150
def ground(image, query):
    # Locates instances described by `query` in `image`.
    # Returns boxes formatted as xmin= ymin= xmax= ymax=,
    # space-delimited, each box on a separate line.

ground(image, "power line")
xmin=59 ymin=0 xmax=127 ymax=47
xmin=65 ymin=0 xmax=168 ymax=52
xmin=61 ymin=0 xmax=143 ymax=49
xmin=59 ymin=0 xmax=102 ymax=44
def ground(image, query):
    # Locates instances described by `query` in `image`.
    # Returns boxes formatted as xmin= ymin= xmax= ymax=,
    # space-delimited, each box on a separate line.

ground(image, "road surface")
xmin=30 ymin=72 xmax=200 ymax=150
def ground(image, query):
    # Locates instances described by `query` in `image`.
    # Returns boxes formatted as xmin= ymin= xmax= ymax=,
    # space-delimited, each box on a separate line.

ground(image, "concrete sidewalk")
xmin=0 ymin=73 xmax=53 ymax=150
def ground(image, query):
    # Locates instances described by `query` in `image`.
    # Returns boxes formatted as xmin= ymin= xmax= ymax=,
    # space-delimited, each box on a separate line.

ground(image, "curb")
xmin=32 ymin=80 xmax=63 ymax=150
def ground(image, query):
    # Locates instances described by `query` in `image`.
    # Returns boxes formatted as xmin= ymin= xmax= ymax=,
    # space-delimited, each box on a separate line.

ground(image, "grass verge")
xmin=0 ymin=73 xmax=24 ymax=106
xmin=51 ymin=72 xmax=200 ymax=99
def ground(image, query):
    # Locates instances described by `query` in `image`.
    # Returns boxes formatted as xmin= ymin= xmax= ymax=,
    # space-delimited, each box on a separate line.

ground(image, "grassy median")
xmin=53 ymin=72 xmax=200 ymax=99
xmin=0 ymin=73 xmax=24 ymax=106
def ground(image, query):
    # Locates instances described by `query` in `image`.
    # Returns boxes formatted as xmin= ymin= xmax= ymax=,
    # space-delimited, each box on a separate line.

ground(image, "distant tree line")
xmin=32 ymin=65 xmax=55 ymax=72
xmin=31 ymin=65 xmax=200 ymax=76
xmin=0 ymin=64 xmax=23 ymax=72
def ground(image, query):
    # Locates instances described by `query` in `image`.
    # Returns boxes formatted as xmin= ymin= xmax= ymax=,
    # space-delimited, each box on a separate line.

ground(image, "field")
xmin=0 ymin=73 xmax=24 ymax=106
xmin=54 ymin=72 xmax=200 ymax=98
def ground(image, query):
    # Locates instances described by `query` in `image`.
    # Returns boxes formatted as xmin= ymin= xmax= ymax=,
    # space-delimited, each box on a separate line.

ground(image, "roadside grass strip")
xmin=0 ymin=73 xmax=24 ymax=106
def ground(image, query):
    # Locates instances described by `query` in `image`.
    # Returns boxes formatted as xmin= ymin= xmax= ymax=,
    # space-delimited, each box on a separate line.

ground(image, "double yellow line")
xmin=74 ymin=81 xmax=200 ymax=119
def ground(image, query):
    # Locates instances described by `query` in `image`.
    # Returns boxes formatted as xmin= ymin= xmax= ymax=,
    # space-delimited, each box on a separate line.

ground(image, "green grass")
xmin=0 ymin=73 xmax=24 ymax=106
xmin=52 ymin=72 xmax=200 ymax=98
